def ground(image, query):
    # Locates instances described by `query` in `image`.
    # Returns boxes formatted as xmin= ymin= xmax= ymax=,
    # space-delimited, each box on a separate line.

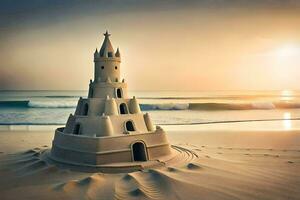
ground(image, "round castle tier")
xmin=50 ymin=31 xmax=173 ymax=169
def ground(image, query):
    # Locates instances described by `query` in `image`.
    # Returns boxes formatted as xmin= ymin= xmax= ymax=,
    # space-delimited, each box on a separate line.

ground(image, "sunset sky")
xmin=1 ymin=0 xmax=300 ymax=91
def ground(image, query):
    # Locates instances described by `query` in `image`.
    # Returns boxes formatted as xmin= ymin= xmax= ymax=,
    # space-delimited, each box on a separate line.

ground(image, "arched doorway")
xmin=132 ymin=142 xmax=148 ymax=161
xmin=119 ymin=103 xmax=128 ymax=114
xmin=125 ymin=120 xmax=135 ymax=131
xmin=116 ymin=88 xmax=122 ymax=98
xmin=73 ymin=124 xmax=81 ymax=135
xmin=82 ymin=103 xmax=89 ymax=116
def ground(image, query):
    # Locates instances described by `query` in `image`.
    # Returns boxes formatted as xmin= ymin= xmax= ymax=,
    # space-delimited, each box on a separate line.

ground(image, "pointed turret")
xmin=94 ymin=48 xmax=99 ymax=59
xmin=94 ymin=31 xmax=121 ymax=83
xmin=115 ymin=47 xmax=120 ymax=57
xmin=98 ymin=115 xmax=114 ymax=136
xmin=99 ymin=31 xmax=115 ymax=57
xmin=129 ymin=96 xmax=141 ymax=114
xmin=104 ymin=96 xmax=118 ymax=115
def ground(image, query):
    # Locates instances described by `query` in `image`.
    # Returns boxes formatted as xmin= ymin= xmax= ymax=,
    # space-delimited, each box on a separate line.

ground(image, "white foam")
xmin=28 ymin=100 xmax=77 ymax=108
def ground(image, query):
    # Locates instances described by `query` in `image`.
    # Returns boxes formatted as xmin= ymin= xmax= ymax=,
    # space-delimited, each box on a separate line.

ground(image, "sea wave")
xmin=28 ymin=101 xmax=77 ymax=108
xmin=0 ymin=100 xmax=77 ymax=108
xmin=142 ymin=102 xmax=300 ymax=110
xmin=188 ymin=102 xmax=274 ymax=110
xmin=140 ymin=103 xmax=189 ymax=110
xmin=189 ymin=102 xmax=300 ymax=110
xmin=0 ymin=101 xmax=30 ymax=107
xmin=0 ymin=100 xmax=300 ymax=110
xmin=45 ymin=95 xmax=81 ymax=98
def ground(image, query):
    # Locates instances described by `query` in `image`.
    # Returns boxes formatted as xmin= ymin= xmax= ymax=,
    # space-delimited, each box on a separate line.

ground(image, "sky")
xmin=0 ymin=0 xmax=300 ymax=91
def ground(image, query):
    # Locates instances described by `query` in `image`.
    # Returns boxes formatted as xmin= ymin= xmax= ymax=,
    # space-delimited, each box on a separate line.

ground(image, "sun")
xmin=275 ymin=45 xmax=300 ymax=58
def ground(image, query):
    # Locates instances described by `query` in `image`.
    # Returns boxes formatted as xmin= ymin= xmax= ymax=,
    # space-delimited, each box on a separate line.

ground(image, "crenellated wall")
xmin=75 ymin=97 xmax=140 ymax=116
xmin=64 ymin=113 xmax=151 ymax=136
xmin=88 ymin=81 xmax=128 ymax=98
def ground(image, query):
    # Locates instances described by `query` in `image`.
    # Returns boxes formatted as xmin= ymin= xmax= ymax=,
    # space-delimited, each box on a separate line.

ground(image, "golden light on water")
xmin=283 ymin=112 xmax=292 ymax=130
xmin=280 ymin=90 xmax=294 ymax=101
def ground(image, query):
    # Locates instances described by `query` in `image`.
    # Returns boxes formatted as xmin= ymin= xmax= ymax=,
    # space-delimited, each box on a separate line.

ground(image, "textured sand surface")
xmin=0 ymin=129 xmax=300 ymax=200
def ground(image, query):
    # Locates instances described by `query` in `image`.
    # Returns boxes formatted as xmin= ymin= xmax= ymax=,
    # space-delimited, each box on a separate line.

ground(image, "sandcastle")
xmin=50 ymin=31 xmax=174 ymax=171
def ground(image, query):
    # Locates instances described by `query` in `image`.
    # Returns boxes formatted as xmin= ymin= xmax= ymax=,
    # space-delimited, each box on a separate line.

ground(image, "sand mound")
xmin=52 ymin=173 xmax=115 ymax=200
xmin=115 ymin=170 xmax=169 ymax=199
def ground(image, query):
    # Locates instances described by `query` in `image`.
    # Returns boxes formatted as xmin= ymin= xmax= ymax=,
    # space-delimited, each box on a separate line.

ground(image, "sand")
xmin=0 ymin=127 xmax=300 ymax=200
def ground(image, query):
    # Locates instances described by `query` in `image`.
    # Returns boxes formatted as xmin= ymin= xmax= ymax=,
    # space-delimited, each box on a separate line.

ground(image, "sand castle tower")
xmin=50 ymin=31 xmax=173 ymax=170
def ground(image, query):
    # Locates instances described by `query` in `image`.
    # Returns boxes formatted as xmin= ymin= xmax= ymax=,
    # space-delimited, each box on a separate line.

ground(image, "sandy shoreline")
xmin=0 ymin=127 xmax=300 ymax=200
xmin=1 ymin=127 xmax=300 ymax=153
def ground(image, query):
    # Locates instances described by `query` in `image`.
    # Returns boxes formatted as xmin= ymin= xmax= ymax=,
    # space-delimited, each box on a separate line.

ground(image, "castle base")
xmin=49 ymin=127 xmax=175 ymax=172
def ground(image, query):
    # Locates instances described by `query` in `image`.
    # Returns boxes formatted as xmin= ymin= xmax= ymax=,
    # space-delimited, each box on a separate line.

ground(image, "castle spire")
xmin=104 ymin=30 xmax=110 ymax=37
xmin=115 ymin=47 xmax=120 ymax=57
xmin=94 ymin=48 xmax=99 ymax=59
xmin=99 ymin=30 xmax=114 ymax=57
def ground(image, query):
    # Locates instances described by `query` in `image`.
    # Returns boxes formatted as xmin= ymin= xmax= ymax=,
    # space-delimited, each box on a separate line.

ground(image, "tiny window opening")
xmin=126 ymin=121 xmax=135 ymax=131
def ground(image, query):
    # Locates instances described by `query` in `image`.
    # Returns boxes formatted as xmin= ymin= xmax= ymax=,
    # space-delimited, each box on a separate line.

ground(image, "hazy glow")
xmin=283 ymin=112 xmax=292 ymax=130
xmin=0 ymin=2 xmax=300 ymax=90
xmin=275 ymin=45 xmax=300 ymax=58
xmin=280 ymin=90 xmax=294 ymax=101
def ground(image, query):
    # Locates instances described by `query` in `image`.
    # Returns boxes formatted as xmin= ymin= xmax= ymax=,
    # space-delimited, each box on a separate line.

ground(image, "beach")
xmin=1 ymin=122 xmax=299 ymax=200
xmin=1 ymin=91 xmax=300 ymax=199
xmin=1 ymin=1 xmax=300 ymax=198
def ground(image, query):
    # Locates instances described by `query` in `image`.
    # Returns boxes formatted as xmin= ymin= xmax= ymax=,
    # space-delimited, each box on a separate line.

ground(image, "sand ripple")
xmin=0 ymin=145 xmax=300 ymax=200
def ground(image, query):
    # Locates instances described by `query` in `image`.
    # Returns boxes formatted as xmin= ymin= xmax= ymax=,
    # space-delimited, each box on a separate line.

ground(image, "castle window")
xmin=108 ymin=52 xmax=113 ymax=57
xmin=101 ymin=66 xmax=104 ymax=69
xmin=119 ymin=103 xmax=128 ymax=114
xmin=73 ymin=124 xmax=81 ymax=135
xmin=116 ymin=88 xmax=122 ymax=98
xmin=125 ymin=120 xmax=135 ymax=132
xmin=82 ymin=103 xmax=89 ymax=116
xmin=115 ymin=66 xmax=118 ymax=70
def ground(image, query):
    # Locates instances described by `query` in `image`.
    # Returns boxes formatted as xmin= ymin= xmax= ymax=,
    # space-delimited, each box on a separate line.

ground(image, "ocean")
xmin=0 ymin=90 xmax=299 ymax=130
